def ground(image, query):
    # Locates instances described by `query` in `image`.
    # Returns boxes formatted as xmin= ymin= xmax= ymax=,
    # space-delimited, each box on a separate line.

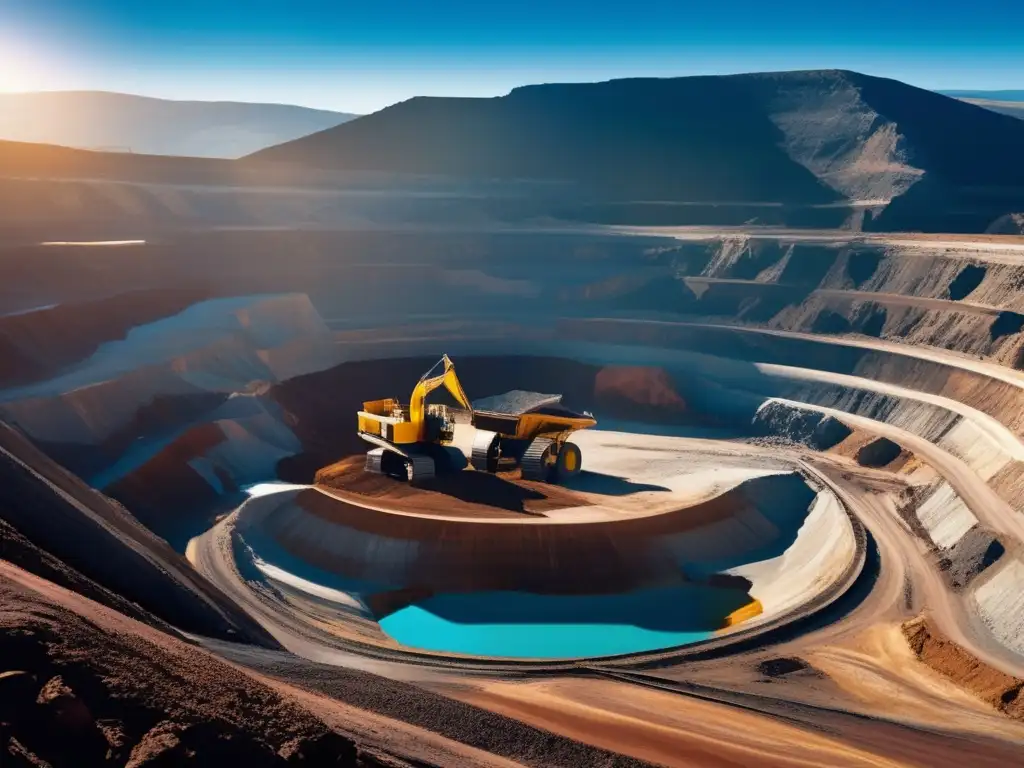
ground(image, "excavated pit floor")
xmin=0 ymin=314 xmax=865 ymax=662
xmin=4 ymin=229 xmax=1024 ymax=759
xmin=197 ymin=426 xmax=857 ymax=661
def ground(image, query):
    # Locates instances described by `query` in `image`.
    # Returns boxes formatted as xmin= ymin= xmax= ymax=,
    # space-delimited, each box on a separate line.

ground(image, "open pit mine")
xmin=4 ymin=226 xmax=1024 ymax=767
xmin=4 ymin=71 xmax=1024 ymax=768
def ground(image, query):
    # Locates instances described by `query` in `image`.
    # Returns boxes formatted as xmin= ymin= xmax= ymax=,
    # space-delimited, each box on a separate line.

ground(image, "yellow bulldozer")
xmin=356 ymin=355 xmax=596 ymax=484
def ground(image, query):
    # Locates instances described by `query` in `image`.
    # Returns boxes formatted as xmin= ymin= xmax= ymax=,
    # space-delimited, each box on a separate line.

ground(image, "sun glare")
xmin=0 ymin=33 xmax=58 ymax=92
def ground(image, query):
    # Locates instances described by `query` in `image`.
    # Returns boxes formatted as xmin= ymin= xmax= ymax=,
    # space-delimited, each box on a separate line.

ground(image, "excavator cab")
xmin=423 ymin=403 xmax=457 ymax=443
xmin=356 ymin=355 xmax=473 ymax=482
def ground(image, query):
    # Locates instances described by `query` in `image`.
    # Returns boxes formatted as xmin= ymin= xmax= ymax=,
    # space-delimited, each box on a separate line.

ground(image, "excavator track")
xmin=471 ymin=429 xmax=500 ymax=473
xmin=521 ymin=436 xmax=555 ymax=482
xmin=366 ymin=447 xmax=434 ymax=484
xmin=406 ymin=454 xmax=435 ymax=484
xmin=364 ymin=448 xmax=386 ymax=474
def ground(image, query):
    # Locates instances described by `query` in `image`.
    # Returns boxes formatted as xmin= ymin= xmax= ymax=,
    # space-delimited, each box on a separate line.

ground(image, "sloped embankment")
xmin=0 ymin=422 xmax=275 ymax=643
xmin=0 ymin=288 xmax=215 ymax=389
xmin=239 ymin=473 xmax=821 ymax=597
xmin=0 ymin=568 xmax=385 ymax=767
xmin=903 ymin=617 xmax=1024 ymax=719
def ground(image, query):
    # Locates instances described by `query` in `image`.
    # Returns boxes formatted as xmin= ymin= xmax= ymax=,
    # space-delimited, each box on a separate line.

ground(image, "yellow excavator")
xmin=357 ymin=355 xmax=473 ymax=482
xmin=356 ymin=355 xmax=597 ymax=484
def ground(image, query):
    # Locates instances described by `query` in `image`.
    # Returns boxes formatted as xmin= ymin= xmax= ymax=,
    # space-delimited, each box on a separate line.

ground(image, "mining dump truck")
xmin=356 ymin=355 xmax=596 ymax=483
xmin=469 ymin=390 xmax=596 ymax=482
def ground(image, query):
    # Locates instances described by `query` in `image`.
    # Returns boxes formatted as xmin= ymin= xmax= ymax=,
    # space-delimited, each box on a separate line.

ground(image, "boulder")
xmin=856 ymin=437 xmax=903 ymax=467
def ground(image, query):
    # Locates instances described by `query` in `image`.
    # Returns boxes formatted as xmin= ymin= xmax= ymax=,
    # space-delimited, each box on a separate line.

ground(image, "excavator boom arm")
xmin=408 ymin=355 xmax=473 ymax=438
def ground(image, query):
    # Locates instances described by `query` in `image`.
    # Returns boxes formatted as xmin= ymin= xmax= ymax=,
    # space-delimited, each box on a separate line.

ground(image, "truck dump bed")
xmin=471 ymin=390 xmax=593 ymax=436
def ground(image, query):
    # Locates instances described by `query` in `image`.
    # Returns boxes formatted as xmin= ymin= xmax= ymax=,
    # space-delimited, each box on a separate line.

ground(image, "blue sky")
xmin=3 ymin=1 xmax=1022 ymax=113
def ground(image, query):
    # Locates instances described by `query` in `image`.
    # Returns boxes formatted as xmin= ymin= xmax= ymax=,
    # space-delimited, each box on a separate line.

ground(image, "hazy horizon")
xmin=4 ymin=1 xmax=1022 ymax=113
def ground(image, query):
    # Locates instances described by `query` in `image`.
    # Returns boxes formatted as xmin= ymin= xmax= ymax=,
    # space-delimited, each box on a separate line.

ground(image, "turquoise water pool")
xmin=378 ymin=585 xmax=750 ymax=659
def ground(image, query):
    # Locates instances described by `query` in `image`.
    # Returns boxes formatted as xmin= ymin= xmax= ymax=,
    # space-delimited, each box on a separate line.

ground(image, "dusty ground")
xmin=6 ymin=223 xmax=1024 ymax=767
xmin=316 ymin=456 xmax=590 ymax=519
xmin=0 ymin=563 xmax=442 ymax=767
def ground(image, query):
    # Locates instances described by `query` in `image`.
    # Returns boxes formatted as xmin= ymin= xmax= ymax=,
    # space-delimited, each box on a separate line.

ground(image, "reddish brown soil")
xmin=0 ymin=518 xmax=168 ymax=633
xmin=2 ymin=562 xmax=658 ymax=768
xmin=902 ymin=616 xmax=1024 ymax=719
xmin=239 ymin=656 xmax=655 ymax=768
xmin=594 ymin=365 xmax=688 ymax=416
xmin=0 ymin=288 xmax=214 ymax=388
xmin=105 ymin=422 xmax=228 ymax=531
xmin=0 ymin=422 xmax=270 ymax=644
xmin=0 ymin=564 xmax=410 ymax=767
xmin=316 ymin=456 xmax=589 ymax=518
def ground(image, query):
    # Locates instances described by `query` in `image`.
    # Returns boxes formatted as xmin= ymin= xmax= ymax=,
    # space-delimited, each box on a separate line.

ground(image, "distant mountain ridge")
xmin=2 ymin=71 xmax=1023 ymax=234
xmin=250 ymin=70 xmax=1024 ymax=230
xmin=948 ymin=99 xmax=1024 ymax=121
xmin=939 ymin=90 xmax=1024 ymax=102
xmin=0 ymin=91 xmax=358 ymax=158
xmin=938 ymin=90 xmax=1024 ymax=120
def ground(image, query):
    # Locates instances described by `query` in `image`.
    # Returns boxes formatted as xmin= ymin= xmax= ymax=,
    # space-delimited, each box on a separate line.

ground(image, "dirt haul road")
xmin=187 ymin=429 xmax=837 ymax=666
xmin=188 ymin=443 xmax=1024 ymax=767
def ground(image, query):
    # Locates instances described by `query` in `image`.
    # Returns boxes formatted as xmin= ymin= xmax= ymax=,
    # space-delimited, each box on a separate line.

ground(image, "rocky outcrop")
xmin=903 ymin=616 xmax=1024 ymax=719
xmin=0 ymin=576 xmax=371 ymax=768
xmin=0 ymin=421 xmax=274 ymax=644
xmin=855 ymin=437 xmax=903 ymax=467
xmin=752 ymin=400 xmax=852 ymax=449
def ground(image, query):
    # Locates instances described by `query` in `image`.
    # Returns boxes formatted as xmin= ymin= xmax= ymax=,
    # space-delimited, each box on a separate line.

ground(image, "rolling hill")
xmin=939 ymin=90 xmax=1024 ymax=120
xmin=953 ymin=99 xmax=1024 ymax=121
xmin=250 ymin=70 xmax=1024 ymax=228
xmin=2 ymin=71 xmax=1023 ymax=234
xmin=940 ymin=90 xmax=1024 ymax=101
xmin=0 ymin=91 xmax=357 ymax=158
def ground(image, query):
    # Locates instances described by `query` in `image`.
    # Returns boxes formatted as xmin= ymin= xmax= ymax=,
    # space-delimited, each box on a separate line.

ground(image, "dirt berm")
xmin=243 ymin=472 xmax=815 ymax=595
xmin=0 ymin=567 xmax=408 ymax=767
xmin=0 ymin=422 xmax=275 ymax=644
xmin=752 ymin=400 xmax=852 ymax=449
xmin=903 ymin=616 xmax=1024 ymax=719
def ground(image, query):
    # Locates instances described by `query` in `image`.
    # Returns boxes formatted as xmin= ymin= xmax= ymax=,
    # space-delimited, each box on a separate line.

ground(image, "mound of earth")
xmin=752 ymin=401 xmax=852 ymax=450
xmin=0 ymin=566 xmax=399 ymax=767
xmin=0 ymin=518 xmax=167 ymax=632
xmin=829 ymin=430 xmax=914 ymax=472
xmin=936 ymin=528 xmax=1006 ymax=592
xmin=903 ymin=616 xmax=1024 ymax=719
xmin=594 ymin=366 xmax=688 ymax=422
xmin=855 ymin=437 xmax=904 ymax=468
xmin=314 ymin=456 xmax=590 ymax=518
